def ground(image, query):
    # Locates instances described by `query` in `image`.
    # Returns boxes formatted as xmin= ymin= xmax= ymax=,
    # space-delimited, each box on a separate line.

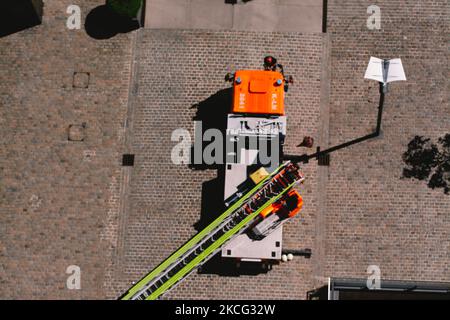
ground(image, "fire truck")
xmin=121 ymin=57 xmax=305 ymax=300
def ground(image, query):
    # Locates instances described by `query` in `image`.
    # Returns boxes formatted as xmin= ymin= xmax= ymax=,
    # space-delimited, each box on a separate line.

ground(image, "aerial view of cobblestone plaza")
xmin=0 ymin=0 xmax=449 ymax=305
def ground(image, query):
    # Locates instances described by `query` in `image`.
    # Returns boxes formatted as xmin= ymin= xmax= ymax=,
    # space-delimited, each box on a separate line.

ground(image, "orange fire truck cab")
xmin=232 ymin=70 xmax=285 ymax=115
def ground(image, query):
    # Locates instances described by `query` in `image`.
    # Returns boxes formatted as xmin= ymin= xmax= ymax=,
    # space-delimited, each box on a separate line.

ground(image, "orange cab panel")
xmin=232 ymin=70 xmax=285 ymax=115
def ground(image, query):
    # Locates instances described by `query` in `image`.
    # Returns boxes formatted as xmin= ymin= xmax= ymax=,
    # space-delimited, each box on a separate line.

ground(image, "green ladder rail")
xmin=121 ymin=163 xmax=284 ymax=300
xmin=147 ymin=180 xmax=298 ymax=300
xmin=120 ymin=162 xmax=303 ymax=300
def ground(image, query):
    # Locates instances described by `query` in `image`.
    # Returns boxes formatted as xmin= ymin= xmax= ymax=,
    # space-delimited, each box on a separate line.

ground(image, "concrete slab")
xmin=279 ymin=0 xmax=321 ymax=5
xmin=277 ymin=3 xmax=323 ymax=33
xmin=190 ymin=0 xmax=234 ymax=30
xmin=145 ymin=0 xmax=188 ymax=29
xmin=144 ymin=0 xmax=323 ymax=32
xmin=233 ymin=3 xmax=279 ymax=32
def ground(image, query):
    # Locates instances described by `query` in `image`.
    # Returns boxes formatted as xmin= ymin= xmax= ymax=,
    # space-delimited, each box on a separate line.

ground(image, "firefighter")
xmin=264 ymin=56 xmax=281 ymax=72
xmin=264 ymin=56 xmax=293 ymax=92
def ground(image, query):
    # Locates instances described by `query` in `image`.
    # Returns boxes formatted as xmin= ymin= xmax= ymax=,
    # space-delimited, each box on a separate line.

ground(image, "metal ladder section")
xmin=120 ymin=162 xmax=304 ymax=300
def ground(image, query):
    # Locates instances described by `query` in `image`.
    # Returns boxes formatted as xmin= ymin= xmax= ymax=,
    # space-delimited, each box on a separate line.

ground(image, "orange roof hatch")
xmin=232 ymin=70 xmax=285 ymax=115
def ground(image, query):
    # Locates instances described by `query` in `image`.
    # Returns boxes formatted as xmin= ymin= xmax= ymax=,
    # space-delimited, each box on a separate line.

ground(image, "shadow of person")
xmin=85 ymin=5 xmax=139 ymax=40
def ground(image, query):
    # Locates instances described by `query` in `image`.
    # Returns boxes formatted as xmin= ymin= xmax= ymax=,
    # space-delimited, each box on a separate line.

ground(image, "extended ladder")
xmin=120 ymin=161 xmax=304 ymax=300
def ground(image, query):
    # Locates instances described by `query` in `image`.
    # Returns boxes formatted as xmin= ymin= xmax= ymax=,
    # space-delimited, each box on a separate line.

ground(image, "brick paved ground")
xmin=325 ymin=0 xmax=450 ymax=283
xmin=0 ymin=0 xmax=134 ymax=299
xmin=0 ymin=0 xmax=448 ymax=300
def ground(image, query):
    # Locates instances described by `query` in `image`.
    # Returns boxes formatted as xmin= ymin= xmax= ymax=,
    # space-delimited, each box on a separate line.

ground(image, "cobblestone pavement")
xmin=0 ymin=0 xmax=134 ymax=299
xmin=0 ymin=0 xmax=448 ymax=299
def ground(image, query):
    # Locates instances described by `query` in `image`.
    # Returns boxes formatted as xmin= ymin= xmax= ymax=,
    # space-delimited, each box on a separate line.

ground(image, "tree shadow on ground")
xmin=402 ymin=134 xmax=450 ymax=194
xmin=0 ymin=1 xmax=43 ymax=38
xmin=85 ymin=5 xmax=139 ymax=40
